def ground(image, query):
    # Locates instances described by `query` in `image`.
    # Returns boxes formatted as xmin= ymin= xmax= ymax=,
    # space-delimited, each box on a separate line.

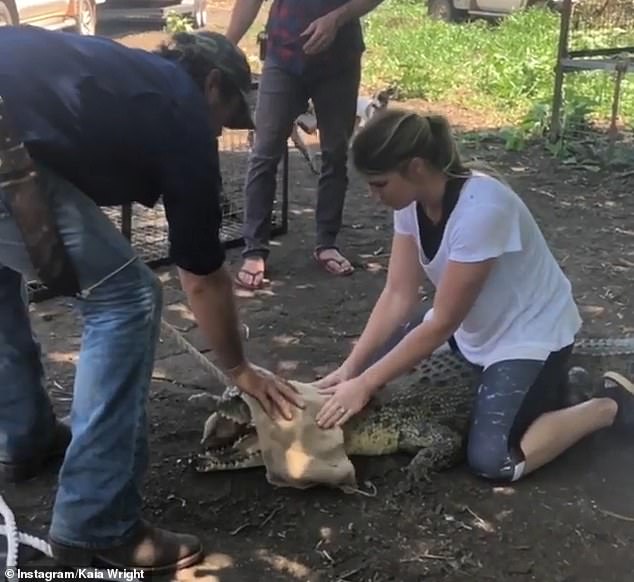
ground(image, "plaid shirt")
xmin=264 ymin=0 xmax=365 ymax=75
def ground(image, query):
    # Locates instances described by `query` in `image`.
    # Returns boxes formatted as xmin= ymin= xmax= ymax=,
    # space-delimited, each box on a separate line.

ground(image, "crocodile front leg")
xmin=400 ymin=422 xmax=466 ymax=484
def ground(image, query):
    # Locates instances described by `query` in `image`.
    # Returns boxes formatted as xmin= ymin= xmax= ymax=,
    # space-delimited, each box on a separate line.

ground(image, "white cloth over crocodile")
xmin=242 ymin=381 xmax=357 ymax=490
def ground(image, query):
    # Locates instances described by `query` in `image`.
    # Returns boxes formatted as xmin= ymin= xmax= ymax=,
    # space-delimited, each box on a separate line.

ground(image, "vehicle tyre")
xmin=75 ymin=0 xmax=96 ymax=35
xmin=193 ymin=0 xmax=207 ymax=28
xmin=427 ymin=0 xmax=464 ymax=22
xmin=0 ymin=0 xmax=15 ymax=26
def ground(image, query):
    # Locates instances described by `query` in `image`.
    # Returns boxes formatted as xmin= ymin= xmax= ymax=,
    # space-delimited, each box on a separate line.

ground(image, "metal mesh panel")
xmin=549 ymin=0 xmax=634 ymax=166
xmin=27 ymin=126 xmax=290 ymax=303
xmin=569 ymin=0 xmax=634 ymax=56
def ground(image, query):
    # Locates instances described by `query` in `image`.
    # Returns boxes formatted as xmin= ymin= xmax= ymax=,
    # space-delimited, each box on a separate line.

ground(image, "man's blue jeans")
xmin=0 ymin=166 xmax=163 ymax=548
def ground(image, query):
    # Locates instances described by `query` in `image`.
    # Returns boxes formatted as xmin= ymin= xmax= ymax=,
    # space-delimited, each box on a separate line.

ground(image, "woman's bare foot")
xmin=234 ymin=256 xmax=267 ymax=290
xmin=313 ymin=247 xmax=354 ymax=276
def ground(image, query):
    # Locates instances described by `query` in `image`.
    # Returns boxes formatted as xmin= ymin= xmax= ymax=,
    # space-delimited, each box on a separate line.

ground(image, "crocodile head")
xmin=194 ymin=388 xmax=265 ymax=471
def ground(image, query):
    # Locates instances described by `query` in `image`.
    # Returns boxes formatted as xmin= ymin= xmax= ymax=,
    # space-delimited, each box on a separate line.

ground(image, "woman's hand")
xmin=314 ymin=361 xmax=357 ymax=390
xmin=316 ymin=377 xmax=374 ymax=429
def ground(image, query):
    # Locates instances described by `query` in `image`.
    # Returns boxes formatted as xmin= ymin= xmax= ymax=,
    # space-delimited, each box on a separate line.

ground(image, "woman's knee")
xmin=467 ymin=438 xmax=526 ymax=482
xmin=466 ymin=358 xmax=549 ymax=483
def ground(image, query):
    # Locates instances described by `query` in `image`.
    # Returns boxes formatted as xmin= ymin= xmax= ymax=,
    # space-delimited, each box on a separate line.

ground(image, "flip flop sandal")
xmin=313 ymin=249 xmax=354 ymax=276
xmin=602 ymin=371 xmax=634 ymax=431
xmin=234 ymin=268 xmax=266 ymax=290
xmin=603 ymin=371 xmax=634 ymax=394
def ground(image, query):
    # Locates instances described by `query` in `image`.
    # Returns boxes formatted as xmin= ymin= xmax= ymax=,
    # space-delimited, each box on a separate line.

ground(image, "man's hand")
xmin=230 ymin=362 xmax=305 ymax=420
xmin=301 ymin=0 xmax=384 ymax=55
xmin=300 ymin=11 xmax=340 ymax=55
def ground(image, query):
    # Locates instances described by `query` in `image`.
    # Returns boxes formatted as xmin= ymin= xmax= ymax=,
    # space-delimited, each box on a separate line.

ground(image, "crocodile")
xmin=192 ymin=337 xmax=634 ymax=482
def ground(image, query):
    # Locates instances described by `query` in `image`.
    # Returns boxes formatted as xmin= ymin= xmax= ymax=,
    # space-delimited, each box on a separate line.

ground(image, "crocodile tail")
xmin=574 ymin=337 xmax=634 ymax=356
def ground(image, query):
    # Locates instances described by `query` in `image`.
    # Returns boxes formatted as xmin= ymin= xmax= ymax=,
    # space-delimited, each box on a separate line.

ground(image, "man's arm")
xmin=226 ymin=0 xmax=264 ymax=46
xmin=177 ymin=265 xmax=247 ymax=376
xmin=156 ymin=95 xmax=303 ymax=419
xmin=161 ymin=163 xmax=247 ymax=380
xmin=165 ymin=189 xmax=304 ymax=419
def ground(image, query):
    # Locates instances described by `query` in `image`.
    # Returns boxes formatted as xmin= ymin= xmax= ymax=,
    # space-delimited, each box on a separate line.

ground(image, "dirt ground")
xmin=3 ymin=6 xmax=634 ymax=582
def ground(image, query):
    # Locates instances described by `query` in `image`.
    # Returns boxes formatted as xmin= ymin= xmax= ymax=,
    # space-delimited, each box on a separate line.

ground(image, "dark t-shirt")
xmin=0 ymin=26 xmax=224 ymax=275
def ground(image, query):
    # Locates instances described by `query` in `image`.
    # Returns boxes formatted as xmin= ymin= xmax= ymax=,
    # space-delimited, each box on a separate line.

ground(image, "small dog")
xmin=247 ymin=86 xmax=397 ymax=175
xmin=289 ymin=86 xmax=396 ymax=175
xmin=252 ymin=35 xmax=395 ymax=174
xmin=354 ymin=86 xmax=396 ymax=133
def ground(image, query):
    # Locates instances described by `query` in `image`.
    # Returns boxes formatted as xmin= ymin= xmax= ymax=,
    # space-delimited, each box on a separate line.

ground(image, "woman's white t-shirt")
xmin=393 ymin=171 xmax=582 ymax=369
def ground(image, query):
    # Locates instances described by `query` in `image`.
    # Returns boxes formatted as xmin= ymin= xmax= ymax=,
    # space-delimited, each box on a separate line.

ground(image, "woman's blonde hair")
xmin=351 ymin=107 xmax=503 ymax=182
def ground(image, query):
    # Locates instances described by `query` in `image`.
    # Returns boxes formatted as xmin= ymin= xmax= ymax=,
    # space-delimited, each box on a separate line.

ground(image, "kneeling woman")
xmin=315 ymin=108 xmax=632 ymax=482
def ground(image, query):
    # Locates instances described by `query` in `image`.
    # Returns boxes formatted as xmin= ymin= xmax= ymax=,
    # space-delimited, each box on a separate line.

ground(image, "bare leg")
xmin=520 ymin=397 xmax=617 ymax=475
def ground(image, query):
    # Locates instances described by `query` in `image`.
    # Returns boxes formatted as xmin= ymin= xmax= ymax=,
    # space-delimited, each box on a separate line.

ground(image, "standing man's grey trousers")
xmin=242 ymin=57 xmax=362 ymax=259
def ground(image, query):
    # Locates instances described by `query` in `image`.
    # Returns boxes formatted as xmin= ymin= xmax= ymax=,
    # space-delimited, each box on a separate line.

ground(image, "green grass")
xmin=361 ymin=0 xmax=634 ymax=126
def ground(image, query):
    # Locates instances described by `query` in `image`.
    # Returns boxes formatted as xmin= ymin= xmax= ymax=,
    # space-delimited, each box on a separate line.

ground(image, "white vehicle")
xmin=0 ymin=0 xmax=103 ymax=34
xmin=0 ymin=0 xmax=207 ymax=36
xmin=427 ymin=0 xmax=563 ymax=22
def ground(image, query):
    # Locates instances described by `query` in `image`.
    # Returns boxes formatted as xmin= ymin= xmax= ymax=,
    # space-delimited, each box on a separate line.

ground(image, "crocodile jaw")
xmin=195 ymin=430 xmax=265 ymax=471
xmin=195 ymin=408 xmax=265 ymax=471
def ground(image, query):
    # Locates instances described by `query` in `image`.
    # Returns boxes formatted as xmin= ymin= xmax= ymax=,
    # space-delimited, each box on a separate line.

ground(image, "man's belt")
xmin=0 ymin=96 xmax=80 ymax=296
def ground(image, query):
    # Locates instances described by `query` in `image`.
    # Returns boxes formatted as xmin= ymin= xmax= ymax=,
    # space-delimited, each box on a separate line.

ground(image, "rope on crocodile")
xmin=159 ymin=319 xmax=236 ymax=386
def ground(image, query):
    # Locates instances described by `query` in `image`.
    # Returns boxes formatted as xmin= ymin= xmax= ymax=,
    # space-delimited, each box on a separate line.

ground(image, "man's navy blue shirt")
xmin=0 ymin=26 xmax=225 ymax=275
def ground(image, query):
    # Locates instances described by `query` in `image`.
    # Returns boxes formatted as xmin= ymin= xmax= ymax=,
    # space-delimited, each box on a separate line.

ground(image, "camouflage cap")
xmin=170 ymin=30 xmax=255 ymax=130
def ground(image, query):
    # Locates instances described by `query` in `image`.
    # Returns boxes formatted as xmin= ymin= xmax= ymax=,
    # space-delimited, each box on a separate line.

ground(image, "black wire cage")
xmin=27 ymin=81 xmax=290 ymax=303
